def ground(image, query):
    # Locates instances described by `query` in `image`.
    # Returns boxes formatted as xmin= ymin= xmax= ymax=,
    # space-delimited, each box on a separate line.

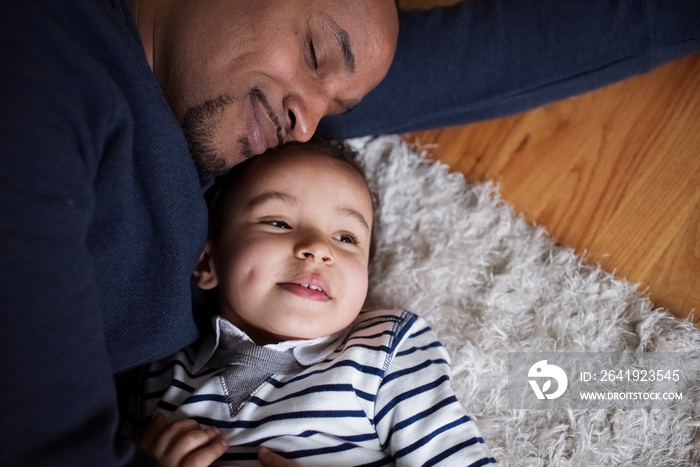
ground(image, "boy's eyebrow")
xmin=246 ymin=191 xmax=297 ymax=209
xmin=338 ymin=207 xmax=370 ymax=233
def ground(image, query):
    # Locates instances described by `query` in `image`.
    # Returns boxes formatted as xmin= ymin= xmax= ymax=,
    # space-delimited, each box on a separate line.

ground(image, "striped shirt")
xmin=136 ymin=309 xmax=496 ymax=466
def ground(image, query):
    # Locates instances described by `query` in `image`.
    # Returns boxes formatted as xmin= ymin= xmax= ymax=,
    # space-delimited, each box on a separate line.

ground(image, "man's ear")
xmin=193 ymin=240 xmax=218 ymax=290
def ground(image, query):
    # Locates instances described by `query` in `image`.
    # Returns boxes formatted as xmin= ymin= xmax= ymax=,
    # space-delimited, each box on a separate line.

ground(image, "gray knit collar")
xmin=192 ymin=315 xmax=349 ymax=372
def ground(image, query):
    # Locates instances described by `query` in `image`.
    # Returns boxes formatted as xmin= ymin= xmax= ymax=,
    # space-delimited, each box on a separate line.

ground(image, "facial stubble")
xmin=181 ymin=94 xmax=253 ymax=177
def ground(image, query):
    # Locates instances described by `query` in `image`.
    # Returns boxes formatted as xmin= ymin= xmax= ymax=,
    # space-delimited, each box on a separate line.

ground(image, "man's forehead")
xmin=314 ymin=0 xmax=399 ymax=42
xmin=300 ymin=0 xmax=399 ymax=102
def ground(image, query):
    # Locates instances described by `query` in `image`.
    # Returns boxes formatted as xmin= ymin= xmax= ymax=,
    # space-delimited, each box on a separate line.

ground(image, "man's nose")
xmin=283 ymin=86 xmax=331 ymax=143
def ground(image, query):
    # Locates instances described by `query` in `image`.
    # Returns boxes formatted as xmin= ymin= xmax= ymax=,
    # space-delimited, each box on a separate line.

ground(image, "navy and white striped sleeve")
xmin=374 ymin=316 xmax=496 ymax=466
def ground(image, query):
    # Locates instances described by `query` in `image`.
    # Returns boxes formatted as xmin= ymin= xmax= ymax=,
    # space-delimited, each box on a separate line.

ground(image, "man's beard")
xmin=181 ymin=94 xmax=253 ymax=178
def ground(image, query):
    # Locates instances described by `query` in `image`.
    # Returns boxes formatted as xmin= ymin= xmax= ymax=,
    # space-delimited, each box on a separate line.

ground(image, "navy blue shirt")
xmin=1 ymin=0 xmax=698 ymax=465
xmin=1 ymin=1 xmax=206 ymax=464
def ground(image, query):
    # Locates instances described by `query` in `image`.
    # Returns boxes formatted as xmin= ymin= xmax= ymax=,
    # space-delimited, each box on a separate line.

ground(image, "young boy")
xmin=133 ymin=140 xmax=495 ymax=466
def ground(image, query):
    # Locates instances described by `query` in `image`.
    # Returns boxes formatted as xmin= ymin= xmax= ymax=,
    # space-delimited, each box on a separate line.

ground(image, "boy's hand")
xmin=140 ymin=413 xmax=228 ymax=467
xmin=258 ymin=447 xmax=300 ymax=467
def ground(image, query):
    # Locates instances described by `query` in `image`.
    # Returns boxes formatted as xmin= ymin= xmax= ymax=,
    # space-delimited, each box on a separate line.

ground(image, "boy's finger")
xmin=258 ymin=447 xmax=300 ymax=467
xmin=181 ymin=436 xmax=229 ymax=467
xmin=161 ymin=426 xmax=222 ymax=466
xmin=150 ymin=418 xmax=202 ymax=459
xmin=139 ymin=413 xmax=168 ymax=451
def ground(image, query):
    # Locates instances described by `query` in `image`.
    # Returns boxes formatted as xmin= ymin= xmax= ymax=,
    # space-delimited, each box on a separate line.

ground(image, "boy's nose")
xmin=295 ymin=237 xmax=333 ymax=264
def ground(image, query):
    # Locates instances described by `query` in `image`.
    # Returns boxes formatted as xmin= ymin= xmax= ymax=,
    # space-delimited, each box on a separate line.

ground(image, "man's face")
xmin=196 ymin=146 xmax=373 ymax=344
xmin=155 ymin=0 xmax=399 ymax=175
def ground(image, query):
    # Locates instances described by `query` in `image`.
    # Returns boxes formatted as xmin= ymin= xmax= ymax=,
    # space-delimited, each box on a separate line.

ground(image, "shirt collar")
xmin=192 ymin=315 xmax=349 ymax=372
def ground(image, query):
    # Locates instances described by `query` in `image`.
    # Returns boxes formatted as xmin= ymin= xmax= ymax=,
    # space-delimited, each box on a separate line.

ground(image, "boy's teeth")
xmin=300 ymin=283 xmax=322 ymax=292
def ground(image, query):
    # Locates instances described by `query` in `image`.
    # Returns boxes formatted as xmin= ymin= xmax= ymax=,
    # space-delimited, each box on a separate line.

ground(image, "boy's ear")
xmin=193 ymin=241 xmax=218 ymax=290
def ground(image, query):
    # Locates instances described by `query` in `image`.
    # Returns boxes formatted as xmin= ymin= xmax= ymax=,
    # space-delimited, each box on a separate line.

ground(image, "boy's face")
xmin=196 ymin=146 xmax=373 ymax=344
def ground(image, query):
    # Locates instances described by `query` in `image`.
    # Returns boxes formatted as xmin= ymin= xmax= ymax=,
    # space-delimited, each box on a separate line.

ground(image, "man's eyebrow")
xmin=323 ymin=16 xmax=355 ymax=74
xmin=338 ymin=207 xmax=370 ymax=233
xmin=246 ymin=191 xmax=297 ymax=209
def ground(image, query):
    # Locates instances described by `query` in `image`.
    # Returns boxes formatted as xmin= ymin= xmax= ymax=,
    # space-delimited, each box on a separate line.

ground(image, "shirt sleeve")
xmin=0 ymin=3 xmax=155 ymax=466
xmin=373 ymin=316 xmax=496 ymax=466
xmin=320 ymin=0 xmax=700 ymax=137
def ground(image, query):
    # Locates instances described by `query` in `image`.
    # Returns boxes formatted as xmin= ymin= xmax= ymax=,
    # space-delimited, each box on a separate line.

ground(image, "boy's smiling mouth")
xmin=278 ymin=275 xmax=332 ymax=301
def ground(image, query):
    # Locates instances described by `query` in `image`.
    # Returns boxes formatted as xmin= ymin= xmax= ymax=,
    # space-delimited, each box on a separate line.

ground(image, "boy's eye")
xmin=266 ymin=220 xmax=291 ymax=229
xmin=334 ymin=233 xmax=358 ymax=244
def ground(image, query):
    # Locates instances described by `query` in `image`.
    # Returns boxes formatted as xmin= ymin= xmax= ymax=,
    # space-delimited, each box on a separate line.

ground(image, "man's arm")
xmin=0 ymin=3 xmax=154 ymax=465
xmin=321 ymin=0 xmax=700 ymax=137
xmin=0 ymin=80 xmax=155 ymax=464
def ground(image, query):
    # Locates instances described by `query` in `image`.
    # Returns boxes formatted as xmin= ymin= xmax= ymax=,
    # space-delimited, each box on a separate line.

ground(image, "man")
xmin=1 ymin=0 xmax=698 ymax=466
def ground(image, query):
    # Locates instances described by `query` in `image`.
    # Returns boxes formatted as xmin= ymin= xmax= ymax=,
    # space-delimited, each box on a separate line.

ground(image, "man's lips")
xmin=247 ymin=90 xmax=282 ymax=156
xmin=278 ymin=276 xmax=332 ymax=302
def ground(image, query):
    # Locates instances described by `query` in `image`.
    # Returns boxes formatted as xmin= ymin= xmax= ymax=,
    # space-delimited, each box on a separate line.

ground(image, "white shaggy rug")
xmin=348 ymin=135 xmax=700 ymax=466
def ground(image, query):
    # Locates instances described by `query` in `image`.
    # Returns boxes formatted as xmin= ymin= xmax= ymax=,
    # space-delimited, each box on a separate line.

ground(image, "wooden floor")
xmin=399 ymin=1 xmax=700 ymax=324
